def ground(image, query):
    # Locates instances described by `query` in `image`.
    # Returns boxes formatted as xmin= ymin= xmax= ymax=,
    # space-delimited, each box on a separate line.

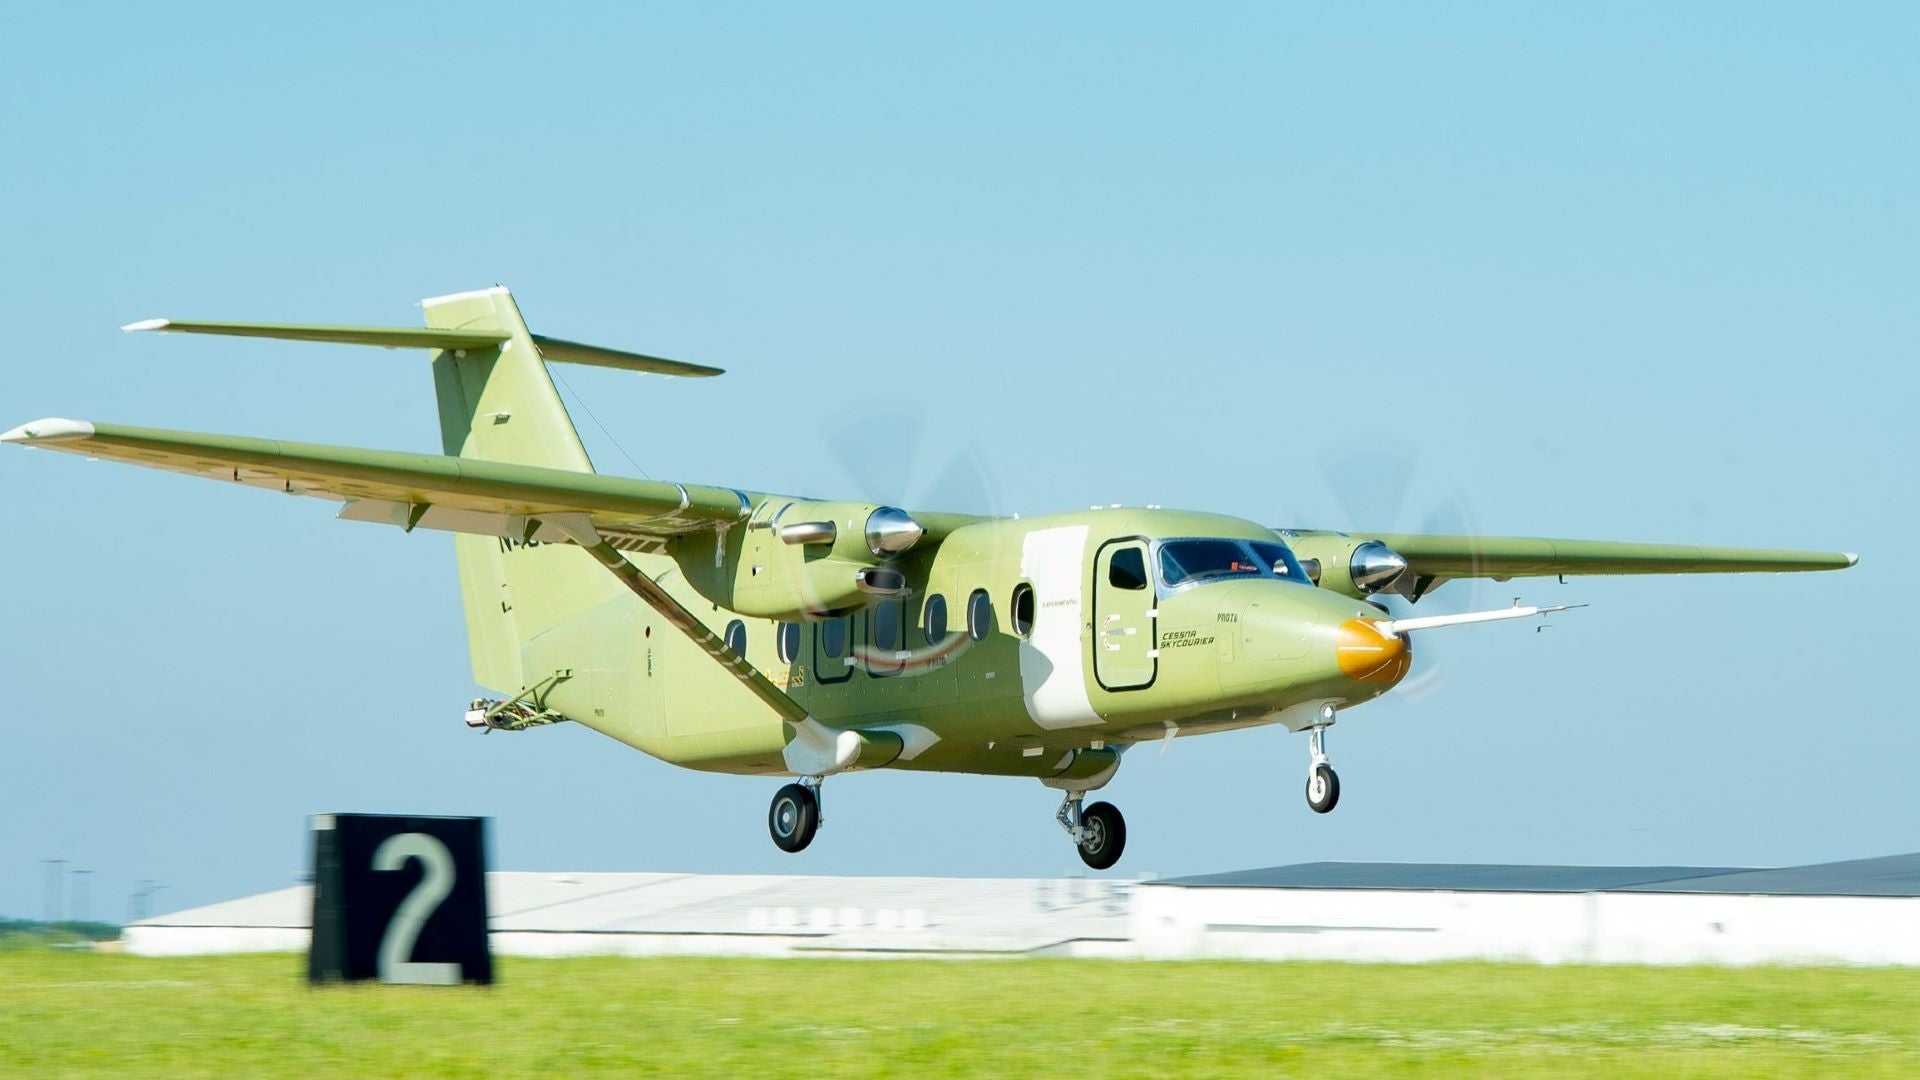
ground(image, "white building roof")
xmin=134 ymin=871 xmax=1132 ymax=957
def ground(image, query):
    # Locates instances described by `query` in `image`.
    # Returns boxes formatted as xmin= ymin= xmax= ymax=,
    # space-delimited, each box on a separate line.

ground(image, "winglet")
xmin=121 ymin=318 xmax=170 ymax=333
xmin=1 ymin=417 xmax=96 ymax=443
xmin=1846 ymin=553 xmax=1860 ymax=567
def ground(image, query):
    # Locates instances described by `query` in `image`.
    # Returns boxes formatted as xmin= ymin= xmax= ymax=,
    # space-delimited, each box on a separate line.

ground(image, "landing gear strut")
xmin=1057 ymin=791 xmax=1126 ymax=870
xmin=768 ymin=778 xmax=822 ymax=853
xmin=1305 ymin=723 xmax=1340 ymax=814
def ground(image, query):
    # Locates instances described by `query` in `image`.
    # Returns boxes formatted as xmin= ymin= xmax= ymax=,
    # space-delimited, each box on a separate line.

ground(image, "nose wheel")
xmin=1307 ymin=763 xmax=1340 ymax=814
xmin=1305 ymin=723 xmax=1340 ymax=814
xmin=768 ymin=780 xmax=821 ymax=853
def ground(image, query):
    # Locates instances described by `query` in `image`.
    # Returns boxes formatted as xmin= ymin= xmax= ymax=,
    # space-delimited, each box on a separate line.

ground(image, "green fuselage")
xmin=531 ymin=506 xmax=1397 ymax=782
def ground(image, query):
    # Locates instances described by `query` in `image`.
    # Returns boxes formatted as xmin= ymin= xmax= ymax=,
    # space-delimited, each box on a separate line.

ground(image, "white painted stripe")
xmin=1018 ymin=525 xmax=1101 ymax=730
xmin=1 ymin=417 xmax=96 ymax=443
xmin=420 ymin=285 xmax=511 ymax=308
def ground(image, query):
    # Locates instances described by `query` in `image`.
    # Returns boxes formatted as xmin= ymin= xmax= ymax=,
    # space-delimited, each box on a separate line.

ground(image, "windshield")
xmin=1157 ymin=537 xmax=1310 ymax=589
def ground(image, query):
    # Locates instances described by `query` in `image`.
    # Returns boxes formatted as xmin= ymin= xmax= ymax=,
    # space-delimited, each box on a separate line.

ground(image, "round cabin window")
xmin=967 ymin=589 xmax=992 ymax=641
xmin=923 ymin=594 xmax=948 ymax=645
xmin=820 ymin=617 xmax=848 ymax=659
xmin=1010 ymin=583 xmax=1034 ymax=637
xmin=872 ymin=600 xmax=901 ymax=652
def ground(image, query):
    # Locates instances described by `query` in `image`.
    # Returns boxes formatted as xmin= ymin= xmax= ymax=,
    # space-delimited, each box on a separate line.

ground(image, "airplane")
xmin=4 ymin=287 xmax=1856 ymax=870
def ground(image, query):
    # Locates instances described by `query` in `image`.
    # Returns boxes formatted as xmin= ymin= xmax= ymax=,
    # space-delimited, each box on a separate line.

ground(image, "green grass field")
xmin=6 ymin=951 xmax=1920 ymax=1077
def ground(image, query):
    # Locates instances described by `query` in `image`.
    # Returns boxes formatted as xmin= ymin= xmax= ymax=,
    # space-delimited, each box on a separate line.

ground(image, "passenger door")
xmin=1093 ymin=539 xmax=1156 ymax=690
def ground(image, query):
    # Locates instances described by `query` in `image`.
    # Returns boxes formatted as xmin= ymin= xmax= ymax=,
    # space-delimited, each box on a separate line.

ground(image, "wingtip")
xmin=1845 ymin=552 xmax=1859 ymax=567
xmin=2 ymin=417 xmax=97 ymax=443
xmin=122 ymin=318 xmax=171 ymax=332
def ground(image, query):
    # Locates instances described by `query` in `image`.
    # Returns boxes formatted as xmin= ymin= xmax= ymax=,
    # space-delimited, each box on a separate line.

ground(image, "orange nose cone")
xmin=1336 ymin=619 xmax=1412 ymax=685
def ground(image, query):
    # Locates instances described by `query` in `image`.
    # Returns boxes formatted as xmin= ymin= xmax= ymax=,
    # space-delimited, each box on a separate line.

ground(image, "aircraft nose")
xmin=1335 ymin=618 xmax=1411 ymax=685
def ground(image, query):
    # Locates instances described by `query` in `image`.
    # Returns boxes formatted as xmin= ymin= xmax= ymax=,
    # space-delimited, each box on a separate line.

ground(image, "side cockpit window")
xmin=1108 ymin=547 xmax=1149 ymax=590
xmin=1249 ymin=540 xmax=1309 ymax=582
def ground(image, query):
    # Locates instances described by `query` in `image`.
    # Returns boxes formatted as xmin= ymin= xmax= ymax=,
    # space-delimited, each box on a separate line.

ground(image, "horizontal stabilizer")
xmin=123 ymin=319 xmax=506 ymax=351
xmin=124 ymin=309 xmax=724 ymax=377
xmin=525 ymin=335 xmax=723 ymax=377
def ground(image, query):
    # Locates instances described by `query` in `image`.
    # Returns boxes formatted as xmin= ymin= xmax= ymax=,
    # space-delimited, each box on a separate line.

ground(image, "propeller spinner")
xmin=1348 ymin=540 xmax=1410 ymax=594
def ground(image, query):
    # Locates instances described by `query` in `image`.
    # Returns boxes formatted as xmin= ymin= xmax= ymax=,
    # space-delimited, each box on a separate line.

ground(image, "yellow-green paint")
xmin=4 ymin=288 xmax=1858 ymax=792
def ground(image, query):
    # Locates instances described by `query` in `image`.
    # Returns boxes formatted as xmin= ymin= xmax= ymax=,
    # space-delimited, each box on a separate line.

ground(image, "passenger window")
xmin=967 ymin=589 xmax=992 ymax=641
xmin=872 ymin=600 xmax=902 ymax=652
xmin=1109 ymin=547 xmax=1149 ymax=590
xmin=1010 ymin=583 xmax=1034 ymax=637
xmin=924 ymin=594 xmax=948 ymax=645
xmin=723 ymin=619 xmax=746 ymax=657
xmin=820 ymin=617 xmax=848 ymax=659
xmin=776 ymin=622 xmax=800 ymax=664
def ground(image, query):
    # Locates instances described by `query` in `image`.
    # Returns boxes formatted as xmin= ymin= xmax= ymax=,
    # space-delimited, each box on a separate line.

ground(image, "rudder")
xmin=422 ymin=286 xmax=616 ymax=694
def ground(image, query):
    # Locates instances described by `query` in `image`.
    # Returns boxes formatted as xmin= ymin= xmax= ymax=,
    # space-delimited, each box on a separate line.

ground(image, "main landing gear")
xmin=768 ymin=778 xmax=822 ymax=853
xmin=1057 ymin=791 xmax=1127 ymax=870
xmin=767 ymin=760 xmax=1131 ymax=869
xmin=1305 ymin=721 xmax=1340 ymax=814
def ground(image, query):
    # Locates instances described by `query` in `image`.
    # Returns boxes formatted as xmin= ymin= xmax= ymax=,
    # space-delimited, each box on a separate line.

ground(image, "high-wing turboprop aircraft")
xmin=5 ymin=288 xmax=1857 ymax=868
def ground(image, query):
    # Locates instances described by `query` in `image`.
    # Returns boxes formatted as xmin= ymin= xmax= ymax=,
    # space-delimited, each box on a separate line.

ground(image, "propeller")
xmin=1299 ymin=444 xmax=1490 ymax=701
xmin=817 ymin=401 xmax=1005 ymax=656
xmin=822 ymin=402 xmax=1002 ymax=518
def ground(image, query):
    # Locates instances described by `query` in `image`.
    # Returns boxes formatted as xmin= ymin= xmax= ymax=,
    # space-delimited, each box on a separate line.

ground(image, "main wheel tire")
xmin=1306 ymin=763 xmax=1340 ymax=814
xmin=768 ymin=783 xmax=819 ymax=853
xmin=1076 ymin=801 xmax=1127 ymax=870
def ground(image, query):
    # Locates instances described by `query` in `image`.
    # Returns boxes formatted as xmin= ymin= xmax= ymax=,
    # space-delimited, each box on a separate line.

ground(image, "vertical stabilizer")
xmin=424 ymin=286 xmax=592 ymax=470
xmin=422 ymin=286 xmax=618 ymax=693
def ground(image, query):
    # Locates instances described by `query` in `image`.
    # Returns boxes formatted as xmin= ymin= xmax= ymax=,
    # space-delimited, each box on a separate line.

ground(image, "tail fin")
xmin=123 ymin=285 xmax=709 ymax=697
xmin=423 ymin=286 xmax=595 ymax=472
xmin=420 ymin=287 xmax=632 ymax=695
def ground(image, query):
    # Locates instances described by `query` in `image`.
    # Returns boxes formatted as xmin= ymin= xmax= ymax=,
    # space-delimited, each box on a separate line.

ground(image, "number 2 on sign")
xmin=372 ymin=832 xmax=462 ymax=985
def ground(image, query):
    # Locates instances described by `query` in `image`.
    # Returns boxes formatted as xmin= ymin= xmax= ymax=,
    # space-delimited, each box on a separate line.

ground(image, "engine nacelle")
xmin=672 ymin=500 xmax=925 ymax=619
xmin=1280 ymin=531 xmax=1410 ymax=599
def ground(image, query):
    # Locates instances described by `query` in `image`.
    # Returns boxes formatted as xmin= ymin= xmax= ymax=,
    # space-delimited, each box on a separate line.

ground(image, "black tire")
xmin=1306 ymin=763 xmax=1340 ymax=814
xmin=1076 ymin=801 xmax=1127 ymax=870
xmin=768 ymin=783 xmax=818 ymax=853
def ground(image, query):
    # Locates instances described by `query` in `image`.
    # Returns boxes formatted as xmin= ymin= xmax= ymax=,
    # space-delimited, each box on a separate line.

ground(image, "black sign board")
xmin=308 ymin=813 xmax=492 ymax=986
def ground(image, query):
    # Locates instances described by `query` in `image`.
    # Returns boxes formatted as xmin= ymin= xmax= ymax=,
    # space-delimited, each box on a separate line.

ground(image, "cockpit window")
xmin=1158 ymin=538 xmax=1310 ymax=589
xmin=1248 ymin=540 xmax=1310 ymax=582
xmin=1108 ymin=547 xmax=1149 ymax=590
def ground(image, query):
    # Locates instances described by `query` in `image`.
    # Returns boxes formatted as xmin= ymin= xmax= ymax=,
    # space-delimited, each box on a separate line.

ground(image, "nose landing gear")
xmin=1305 ymin=722 xmax=1340 ymax=814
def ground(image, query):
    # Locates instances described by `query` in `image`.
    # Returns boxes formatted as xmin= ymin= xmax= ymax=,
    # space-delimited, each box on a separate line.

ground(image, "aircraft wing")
xmin=1 ymin=418 xmax=749 ymax=550
xmin=1366 ymin=531 xmax=1856 ymax=581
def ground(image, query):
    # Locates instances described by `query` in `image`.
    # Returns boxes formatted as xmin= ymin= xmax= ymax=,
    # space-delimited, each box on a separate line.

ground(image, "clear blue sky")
xmin=3 ymin=3 xmax=1913 ymax=920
